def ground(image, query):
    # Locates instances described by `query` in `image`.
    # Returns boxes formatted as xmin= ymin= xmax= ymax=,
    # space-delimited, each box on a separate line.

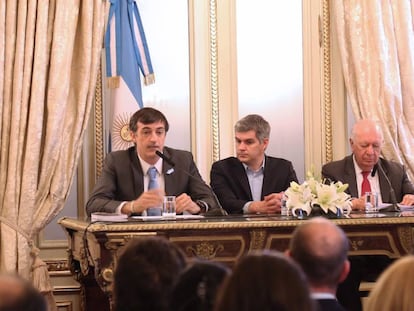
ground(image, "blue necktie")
xmin=148 ymin=166 xmax=159 ymax=190
xmin=147 ymin=167 xmax=161 ymax=216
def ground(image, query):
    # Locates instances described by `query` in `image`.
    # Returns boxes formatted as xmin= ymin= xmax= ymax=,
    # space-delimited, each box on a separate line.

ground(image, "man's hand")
xmin=351 ymin=197 xmax=366 ymax=211
xmin=400 ymin=194 xmax=414 ymax=206
xmin=249 ymin=192 xmax=283 ymax=214
xmin=176 ymin=193 xmax=200 ymax=214
xmin=132 ymin=189 xmax=164 ymax=213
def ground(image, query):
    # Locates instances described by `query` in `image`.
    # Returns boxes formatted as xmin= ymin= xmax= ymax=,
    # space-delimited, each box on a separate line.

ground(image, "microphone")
xmin=371 ymin=164 xmax=377 ymax=177
xmin=156 ymin=150 xmax=175 ymax=167
xmin=375 ymin=161 xmax=399 ymax=212
xmin=155 ymin=150 xmax=227 ymax=216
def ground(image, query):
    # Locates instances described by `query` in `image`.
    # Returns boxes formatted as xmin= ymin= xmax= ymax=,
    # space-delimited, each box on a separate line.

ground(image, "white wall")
xmin=236 ymin=1 xmax=304 ymax=181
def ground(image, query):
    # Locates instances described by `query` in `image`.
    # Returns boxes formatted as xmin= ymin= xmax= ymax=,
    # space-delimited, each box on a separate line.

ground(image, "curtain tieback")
xmin=0 ymin=216 xmax=54 ymax=293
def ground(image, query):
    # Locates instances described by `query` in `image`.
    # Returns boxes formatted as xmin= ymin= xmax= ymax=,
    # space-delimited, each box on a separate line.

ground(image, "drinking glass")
xmin=365 ymin=192 xmax=378 ymax=213
xmin=163 ymin=196 xmax=176 ymax=219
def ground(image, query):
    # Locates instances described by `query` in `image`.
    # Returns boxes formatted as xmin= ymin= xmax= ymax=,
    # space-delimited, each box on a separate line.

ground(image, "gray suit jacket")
xmin=210 ymin=156 xmax=298 ymax=214
xmin=86 ymin=146 xmax=221 ymax=216
xmin=322 ymin=155 xmax=414 ymax=202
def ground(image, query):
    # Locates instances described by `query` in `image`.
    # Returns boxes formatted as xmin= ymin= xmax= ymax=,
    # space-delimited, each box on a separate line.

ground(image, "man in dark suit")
xmin=86 ymin=107 xmax=221 ymax=216
xmin=322 ymin=119 xmax=414 ymax=210
xmin=210 ymin=114 xmax=298 ymax=214
xmin=288 ymin=217 xmax=349 ymax=311
xmin=322 ymin=119 xmax=414 ymax=311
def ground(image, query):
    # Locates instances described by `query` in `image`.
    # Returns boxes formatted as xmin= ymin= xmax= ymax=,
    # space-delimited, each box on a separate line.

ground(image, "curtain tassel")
xmin=30 ymin=246 xmax=57 ymax=311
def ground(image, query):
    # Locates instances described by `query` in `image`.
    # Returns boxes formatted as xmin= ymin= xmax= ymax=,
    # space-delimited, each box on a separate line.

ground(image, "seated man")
xmin=322 ymin=119 xmax=414 ymax=311
xmin=86 ymin=107 xmax=222 ymax=216
xmin=288 ymin=217 xmax=349 ymax=311
xmin=210 ymin=114 xmax=298 ymax=214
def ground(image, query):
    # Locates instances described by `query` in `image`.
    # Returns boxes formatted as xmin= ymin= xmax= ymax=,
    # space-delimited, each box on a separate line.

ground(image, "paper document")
xmin=131 ymin=215 xmax=205 ymax=221
xmin=91 ymin=212 xmax=128 ymax=222
xmin=376 ymin=203 xmax=414 ymax=212
xmin=397 ymin=204 xmax=414 ymax=211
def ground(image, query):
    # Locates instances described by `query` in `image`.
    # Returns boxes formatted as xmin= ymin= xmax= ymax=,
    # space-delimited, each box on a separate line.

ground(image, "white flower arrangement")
xmin=285 ymin=172 xmax=352 ymax=217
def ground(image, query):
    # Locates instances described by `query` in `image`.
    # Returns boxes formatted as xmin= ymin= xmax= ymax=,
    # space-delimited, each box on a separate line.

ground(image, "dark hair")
xmin=129 ymin=107 xmax=169 ymax=133
xmin=234 ymin=114 xmax=270 ymax=143
xmin=0 ymin=274 xmax=47 ymax=311
xmin=113 ymin=237 xmax=187 ymax=311
xmin=171 ymin=261 xmax=230 ymax=311
xmin=289 ymin=218 xmax=349 ymax=287
xmin=214 ymin=251 xmax=315 ymax=311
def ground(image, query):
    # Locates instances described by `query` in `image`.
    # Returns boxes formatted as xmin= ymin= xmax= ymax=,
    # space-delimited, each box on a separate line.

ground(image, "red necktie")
xmin=361 ymin=171 xmax=371 ymax=195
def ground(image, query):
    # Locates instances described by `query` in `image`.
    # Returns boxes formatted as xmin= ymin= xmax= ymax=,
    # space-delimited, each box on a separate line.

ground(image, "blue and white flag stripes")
xmin=104 ymin=0 xmax=155 ymax=151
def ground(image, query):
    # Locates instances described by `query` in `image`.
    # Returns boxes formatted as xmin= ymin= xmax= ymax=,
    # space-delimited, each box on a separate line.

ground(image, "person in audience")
xmin=288 ymin=217 xmax=349 ymax=311
xmin=214 ymin=250 xmax=315 ymax=311
xmin=170 ymin=261 xmax=230 ymax=311
xmin=0 ymin=273 xmax=47 ymax=311
xmin=86 ymin=107 xmax=223 ymax=216
xmin=210 ymin=114 xmax=298 ymax=214
xmin=113 ymin=236 xmax=187 ymax=311
xmin=365 ymin=255 xmax=414 ymax=311
xmin=321 ymin=119 xmax=414 ymax=311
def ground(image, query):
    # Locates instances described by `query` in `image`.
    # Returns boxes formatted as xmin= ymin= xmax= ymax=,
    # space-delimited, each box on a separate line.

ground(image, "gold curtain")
xmin=0 ymin=0 xmax=108 ymax=308
xmin=333 ymin=0 xmax=414 ymax=180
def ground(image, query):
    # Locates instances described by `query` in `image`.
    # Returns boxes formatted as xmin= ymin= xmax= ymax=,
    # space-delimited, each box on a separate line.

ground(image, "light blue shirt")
xmin=242 ymin=158 xmax=265 ymax=213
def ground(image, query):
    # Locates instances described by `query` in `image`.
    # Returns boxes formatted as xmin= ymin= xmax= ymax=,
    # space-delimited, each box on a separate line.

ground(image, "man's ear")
xmin=339 ymin=259 xmax=350 ymax=283
xmin=349 ymin=138 xmax=355 ymax=150
xmin=284 ymin=249 xmax=291 ymax=257
xmin=262 ymin=137 xmax=269 ymax=151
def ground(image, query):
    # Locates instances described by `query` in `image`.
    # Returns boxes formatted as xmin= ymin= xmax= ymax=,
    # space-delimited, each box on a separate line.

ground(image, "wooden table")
xmin=59 ymin=213 xmax=414 ymax=311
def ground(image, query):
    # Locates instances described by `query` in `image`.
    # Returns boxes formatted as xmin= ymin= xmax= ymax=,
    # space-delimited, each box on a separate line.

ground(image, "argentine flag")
xmin=105 ymin=0 xmax=154 ymax=151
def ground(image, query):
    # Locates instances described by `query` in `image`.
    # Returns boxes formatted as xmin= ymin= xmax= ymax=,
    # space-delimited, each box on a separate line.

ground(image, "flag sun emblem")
xmin=112 ymin=113 xmax=133 ymax=150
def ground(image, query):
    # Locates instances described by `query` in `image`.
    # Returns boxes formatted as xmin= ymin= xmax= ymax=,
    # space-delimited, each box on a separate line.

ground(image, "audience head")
xmin=113 ymin=237 xmax=187 ymax=311
xmin=129 ymin=107 xmax=169 ymax=164
xmin=0 ymin=273 xmax=47 ymax=311
xmin=170 ymin=261 xmax=230 ymax=311
xmin=349 ymin=119 xmax=383 ymax=171
xmin=365 ymin=255 xmax=414 ymax=311
xmin=234 ymin=114 xmax=270 ymax=169
xmin=288 ymin=217 xmax=349 ymax=292
xmin=214 ymin=250 xmax=315 ymax=311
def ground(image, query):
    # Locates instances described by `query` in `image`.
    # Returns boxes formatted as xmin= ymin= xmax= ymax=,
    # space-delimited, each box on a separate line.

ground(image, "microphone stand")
xmin=155 ymin=150 xmax=227 ymax=216
xmin=376 ymin=162 xmax=400 ymax=212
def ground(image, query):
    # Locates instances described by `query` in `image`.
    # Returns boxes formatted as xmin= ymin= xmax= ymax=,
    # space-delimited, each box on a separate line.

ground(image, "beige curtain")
xmin=0 ymin=0 xmax=108 ymax=308
xmin=333 ymin=0 xmax=414 ymax=180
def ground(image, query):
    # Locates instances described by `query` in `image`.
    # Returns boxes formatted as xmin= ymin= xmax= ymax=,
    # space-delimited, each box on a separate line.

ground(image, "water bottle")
xmin=365 ymin=192 xmax=373 ymax=213
xmin=281 ymin=193 xmax=289 ymax=217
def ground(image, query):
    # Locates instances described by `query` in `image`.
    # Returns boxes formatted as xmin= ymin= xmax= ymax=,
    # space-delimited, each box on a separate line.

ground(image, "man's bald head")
xmin=289 ymin=217 xmax=349 ymax=288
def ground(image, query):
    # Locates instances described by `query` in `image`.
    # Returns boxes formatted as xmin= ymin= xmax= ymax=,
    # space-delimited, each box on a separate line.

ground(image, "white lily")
xmin=285 ymin=171 xmax=352 ymax=217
